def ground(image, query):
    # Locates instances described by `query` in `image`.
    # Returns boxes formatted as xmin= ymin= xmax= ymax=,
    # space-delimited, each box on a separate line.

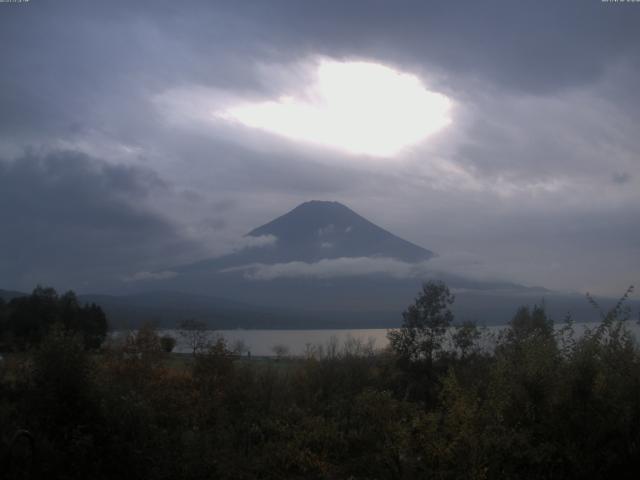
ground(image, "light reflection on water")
xmin=113 ymin=321 xmax=640 ymax=357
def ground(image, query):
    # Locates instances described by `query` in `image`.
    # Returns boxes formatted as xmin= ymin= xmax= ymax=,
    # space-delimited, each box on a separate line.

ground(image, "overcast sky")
xmin=1 ymin=0 xmax=639 ymax=296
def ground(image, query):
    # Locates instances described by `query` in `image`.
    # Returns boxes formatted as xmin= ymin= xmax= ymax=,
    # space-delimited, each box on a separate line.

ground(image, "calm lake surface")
xmin=114 ymin=321 xmax=640 ymax=357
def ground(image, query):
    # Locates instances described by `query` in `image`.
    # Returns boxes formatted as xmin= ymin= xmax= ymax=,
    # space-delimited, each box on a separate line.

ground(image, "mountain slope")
xmin=247 ymin=200 xmax=434 ymax=263
xmin=0 ymin=289 xmax=27 ymax=301
xmin=110 ymin=201 xmax=636 ymax=328
xmin=182 ymin=201 xmax=433 ymax=274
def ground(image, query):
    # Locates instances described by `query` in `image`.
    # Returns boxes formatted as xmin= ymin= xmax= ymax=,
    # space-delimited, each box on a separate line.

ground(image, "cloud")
xmin=197 ymin=0 xmax=640 ymax=95
xmin=317 ymin=225 xmax=335 ymax=236
xmin=223 ymin=253 xmax=528 ymax=287
xmin=223 ymin=257 xmax=432 ymax=280
xmin=426 ymin=252 xmax=516 ymax=285
xmin=123 ymin=270 xmax=179 ymax=282
xmin=612 ymin=172 xmax=631 ymax=185
xmin=219 ymin=59 xmax=451 ymax=156
xmin=0 ymin=150 xmax=200 ymax=291
xmin=235 ymin=234 xmax=278 ymax=250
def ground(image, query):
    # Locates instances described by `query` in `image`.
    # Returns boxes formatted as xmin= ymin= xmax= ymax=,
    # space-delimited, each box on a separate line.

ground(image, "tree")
xmin=160 ymin=335 xmax=177 ymax=353
xmin=178 ymin=319 xmax=209 ymax=355
xmin=192 ymin=336 xmax=234 ymax=395
xmin=79 ymin=302 xmax=108 ymax=350
xmin=271 ymin=343 xmax=289 ymax=359
xmin=127 ymin=322 xmax=163 ymax=357
xmin=506 ymin=304 xmax=553 ymax=344
xmin=7 ymin=286 xmax=59 ymax=348
xmin=5 ymin=286 xmax=107 ymax=350
xmin=452 ymin=320 xmax=482 ymax=359
xmin=387 ymin=281 xmax=454 ymax=363
xmin=0 ymin=297 xmax=7 ymax=348
xmin=231 ymin=338 xmax=248 ymax=356
xmin=31 ymin=326 xmax=95 ymax=434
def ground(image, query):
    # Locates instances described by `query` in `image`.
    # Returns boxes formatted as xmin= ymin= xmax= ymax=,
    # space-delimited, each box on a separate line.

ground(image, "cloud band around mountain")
xmin=222 ymin=257 xmax=432 ymax=280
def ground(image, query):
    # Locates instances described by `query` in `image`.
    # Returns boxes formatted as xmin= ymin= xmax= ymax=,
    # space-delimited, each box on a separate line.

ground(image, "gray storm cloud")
xmin=0 ymin=151 xmax=200 ymax=291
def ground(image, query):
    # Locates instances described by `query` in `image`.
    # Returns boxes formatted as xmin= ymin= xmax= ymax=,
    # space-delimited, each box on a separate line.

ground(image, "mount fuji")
xmin=76 ymin=200 xmax=623 ymax=329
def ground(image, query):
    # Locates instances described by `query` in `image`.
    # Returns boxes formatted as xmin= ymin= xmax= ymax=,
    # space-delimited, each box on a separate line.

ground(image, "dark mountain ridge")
xmin=182 ymin=200 xmax=433 ymax=272
xmin=247 ymin=200 xmax=434 ymax=263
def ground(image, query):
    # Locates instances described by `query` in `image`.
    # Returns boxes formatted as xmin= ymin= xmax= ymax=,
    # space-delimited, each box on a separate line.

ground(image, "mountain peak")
xmin=282 ymin=200 xmax=355 ymax=218
xmin=299 ymin=200 xmax=343 ymax=206
xmin=246 ymin=201 xmax=434 ymax=263
xmin=296 ymin=200 xmax=349 ymax=209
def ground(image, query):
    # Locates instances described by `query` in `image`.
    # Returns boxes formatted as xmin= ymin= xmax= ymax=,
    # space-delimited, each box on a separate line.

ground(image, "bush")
xmin=160 ymin=335 xmax=177 ymax=353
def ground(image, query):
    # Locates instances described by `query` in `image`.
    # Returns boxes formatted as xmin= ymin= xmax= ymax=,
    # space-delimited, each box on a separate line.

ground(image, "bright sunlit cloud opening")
xmin=218 ymin=59 xmax=452 ymax=157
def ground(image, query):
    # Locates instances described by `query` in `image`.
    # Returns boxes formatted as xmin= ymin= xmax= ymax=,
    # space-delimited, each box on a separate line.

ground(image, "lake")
xmin=113 ymin=320 xmax=640 ymax=357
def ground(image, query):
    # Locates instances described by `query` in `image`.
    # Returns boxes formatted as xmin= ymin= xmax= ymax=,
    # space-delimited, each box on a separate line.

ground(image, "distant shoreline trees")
xmin=0 ymin=286 xmax=108 ymax=351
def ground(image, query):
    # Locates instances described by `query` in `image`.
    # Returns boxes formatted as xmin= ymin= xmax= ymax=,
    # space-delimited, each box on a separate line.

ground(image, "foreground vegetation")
xmin=1 ymin=283 xmax=639 ymax=479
